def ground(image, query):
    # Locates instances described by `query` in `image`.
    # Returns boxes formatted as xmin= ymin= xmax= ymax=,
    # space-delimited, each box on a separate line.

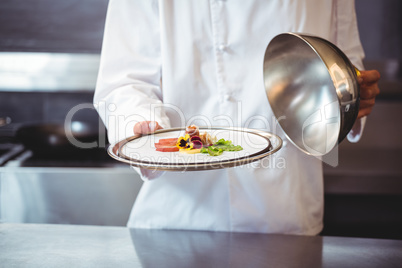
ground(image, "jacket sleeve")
xmin=335 ymin=0 xmax=367 ymax=143
xmin=94 ymin=0 xmax=171 ymax=145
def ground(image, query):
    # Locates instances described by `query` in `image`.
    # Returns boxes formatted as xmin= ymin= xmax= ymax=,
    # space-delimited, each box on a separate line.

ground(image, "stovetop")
xmin=0 ymin=123 xmax=124 ymax=168
xmin=0 ymin=142 xmax=122 ymax=168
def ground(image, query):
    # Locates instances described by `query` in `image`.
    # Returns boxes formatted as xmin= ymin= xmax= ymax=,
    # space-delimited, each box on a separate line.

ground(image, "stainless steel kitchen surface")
xmin=2 ymin=223 xmax=402 ymax=268
xmin=0 ymin=152 xmax=143 ymax=226
xmin=0 ymin=52 xmax=99 ymax=92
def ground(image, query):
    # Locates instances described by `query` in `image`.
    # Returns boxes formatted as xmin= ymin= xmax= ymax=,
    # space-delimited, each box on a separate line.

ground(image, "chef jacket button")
xmin=218 ymin=44 xmax=227 ymax=52
xmin=223 ymin=94 xmax=231 ymax=101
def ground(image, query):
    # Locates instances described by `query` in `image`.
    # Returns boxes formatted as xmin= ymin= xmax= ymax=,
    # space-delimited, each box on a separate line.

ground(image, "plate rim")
xmin=107 ymin=126 xmax=282 ymax=171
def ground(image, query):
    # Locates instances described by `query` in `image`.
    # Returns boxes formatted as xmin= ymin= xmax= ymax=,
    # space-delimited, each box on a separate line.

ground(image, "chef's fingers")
xmin=359 ymin=98 xmax=376 ymax=109
xmin=357 ymin=97 xmax=376 ymax=119
xmin=359 ymin=70 xmax=380 ymax=101
xmin=356 ymin=71 xmax=380 ymax=120
xmin=359 ymin=70 xmax=381 ymax=85
xmin=360 ymin=83 xmax=380 ymax=100
xmin=357 ymin=107 xmax=373 ymax=119
xmin=357 ymin=84 xmax=378 ymax=119
xmin=134 ymin=121 xmax=163 ymax=135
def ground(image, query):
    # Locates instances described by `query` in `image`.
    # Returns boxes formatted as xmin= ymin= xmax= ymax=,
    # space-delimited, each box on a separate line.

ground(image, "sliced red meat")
xmin=157 ymin=138 xmax=178 ymax=146
xmin=155 ymin=147 xmax=179 ymax=152
xmin=154 ymin=142 xmax=179 ymax=152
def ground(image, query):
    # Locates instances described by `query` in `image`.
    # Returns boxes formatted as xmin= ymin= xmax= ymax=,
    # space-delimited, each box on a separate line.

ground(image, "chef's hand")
xmin=134 ymin=121 xmax=163 ymax=135
xmin=357 ymin=70 xmax=380 ymax=119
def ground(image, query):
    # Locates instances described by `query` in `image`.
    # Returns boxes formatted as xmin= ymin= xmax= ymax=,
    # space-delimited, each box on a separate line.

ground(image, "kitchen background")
xmin=0 ymin=0 xmax=401 ymax=239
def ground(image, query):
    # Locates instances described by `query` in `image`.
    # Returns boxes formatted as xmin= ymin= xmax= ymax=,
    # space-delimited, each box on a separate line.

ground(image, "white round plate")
xmin=108 ymin=127 xmax=282 ymax=171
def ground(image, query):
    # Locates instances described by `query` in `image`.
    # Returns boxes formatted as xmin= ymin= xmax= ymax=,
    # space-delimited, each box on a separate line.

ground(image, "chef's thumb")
xmin=134 ymin=121 xmax=163 ymax=134
xmin=148 ymin=121 xmax=158 ymax=132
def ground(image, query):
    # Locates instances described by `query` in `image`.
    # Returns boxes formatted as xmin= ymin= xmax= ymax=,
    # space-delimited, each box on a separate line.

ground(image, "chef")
xmin=94 ymin=0 xmax=380 ymax=234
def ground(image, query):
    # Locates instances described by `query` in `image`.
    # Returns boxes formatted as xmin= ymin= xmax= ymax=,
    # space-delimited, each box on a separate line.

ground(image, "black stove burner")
xmin=20 ymin=148 xmax=120 ymax=167
xmin=0 ymin=143 xmax=122 ymax=168
xmin=0 ymin=143 xmax=24 ymax=166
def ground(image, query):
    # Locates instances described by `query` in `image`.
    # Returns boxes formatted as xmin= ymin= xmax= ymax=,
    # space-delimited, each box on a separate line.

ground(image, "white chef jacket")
xmin=94 ymin=0 xmax=365 ymax=235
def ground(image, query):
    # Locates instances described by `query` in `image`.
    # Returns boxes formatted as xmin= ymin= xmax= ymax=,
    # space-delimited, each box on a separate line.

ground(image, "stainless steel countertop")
xmin=0 ymin=166 xmax=142 ymax=226
xmin=1 ymin=223 xmax=402 ymax=268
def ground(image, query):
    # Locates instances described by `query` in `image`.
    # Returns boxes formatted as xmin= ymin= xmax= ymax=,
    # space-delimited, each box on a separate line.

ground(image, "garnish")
xmin=200 ymin=138 xmax=243 ymax=156
xmin=176 ymin=134 xmax=193 ymax=150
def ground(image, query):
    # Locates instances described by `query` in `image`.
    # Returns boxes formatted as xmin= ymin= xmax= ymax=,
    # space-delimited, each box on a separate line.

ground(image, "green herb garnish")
xmin=201 ymin=138 xmax=243 ymax=156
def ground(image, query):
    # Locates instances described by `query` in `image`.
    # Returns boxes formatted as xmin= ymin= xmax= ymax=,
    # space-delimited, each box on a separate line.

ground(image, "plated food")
xmin=108 ymin=126 xmax=282 ymax=171
xmin=154 ymin=125 xmax=243 ymax=156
